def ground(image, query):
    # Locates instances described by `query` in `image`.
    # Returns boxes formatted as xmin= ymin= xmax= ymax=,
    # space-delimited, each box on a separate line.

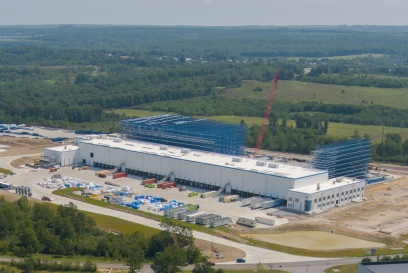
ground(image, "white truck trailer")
xmin=210 ymin=217 xmax=232 ymax=228
xmin=177 ymin=210 xmax=197 ymax=220
xmin=163 ymin=206 xmax=187 ymax=217
xmin=242 ymin=197 xmax=261 ymax=206
xmin=255 ymin=216 xmax=275 ymax=226
xmin=186 ymin=211 xmax=207 ymax=222
xmin=251 ymin=198 xmax=271 ymax=209
xmin=261 ymin=199 xmax=282 ymax=209
xmin=236 ymin=217 xmax=257 ymax=227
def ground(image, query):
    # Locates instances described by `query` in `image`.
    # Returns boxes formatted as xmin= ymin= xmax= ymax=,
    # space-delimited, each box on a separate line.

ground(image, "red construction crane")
xmin=253 ymin=68 xmax=281 ymax=158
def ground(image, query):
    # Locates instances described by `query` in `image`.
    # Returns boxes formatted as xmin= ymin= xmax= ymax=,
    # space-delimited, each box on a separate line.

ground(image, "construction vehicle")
xmin=42 ymin=196 xmax=51 ymax=202
xmin=253 ymin=69 xmax=281 ymax=158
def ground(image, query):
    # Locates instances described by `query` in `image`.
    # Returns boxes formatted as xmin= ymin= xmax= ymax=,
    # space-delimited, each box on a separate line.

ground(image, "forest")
xmin=0 ymin=196 xmax=222 ymax=273
xmin=1 ymin=26 xmax=408 ymax=164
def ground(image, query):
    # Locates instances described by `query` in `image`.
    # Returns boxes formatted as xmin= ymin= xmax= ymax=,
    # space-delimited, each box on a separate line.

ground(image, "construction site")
xmin=2 ymin=70 xmax=408 ymax=255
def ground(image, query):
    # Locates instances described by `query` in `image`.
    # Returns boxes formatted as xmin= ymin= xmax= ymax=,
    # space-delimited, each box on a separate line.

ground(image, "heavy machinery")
xmin=42 ymin=196 xmax=51 ymax=202
xmin=253 ymin=69 xmax=281 ymax=158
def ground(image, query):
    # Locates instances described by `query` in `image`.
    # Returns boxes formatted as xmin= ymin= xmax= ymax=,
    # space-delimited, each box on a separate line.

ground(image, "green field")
xmin=327 ymin=123 xmax=408 ymax=143
xmin=285 ymin=120 xmax=408 ymax=143
xmin=0 ymin=167 xmax=12 ymax=175
xmin=224 ymin=80 xmax=408 ymax=108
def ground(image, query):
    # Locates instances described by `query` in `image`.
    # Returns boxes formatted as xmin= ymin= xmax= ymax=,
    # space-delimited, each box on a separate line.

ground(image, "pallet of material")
xmin=201 ymin=191 xmax=216 ymax=199
xmin=142 ymin=178 xmax=157 ymax=185
xmin=113 ymin=172 xmax=127 ymax=179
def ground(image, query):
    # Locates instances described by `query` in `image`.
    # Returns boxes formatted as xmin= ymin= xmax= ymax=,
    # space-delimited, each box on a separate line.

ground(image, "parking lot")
xmin=3 ymin=164 xmax=289 ymax=228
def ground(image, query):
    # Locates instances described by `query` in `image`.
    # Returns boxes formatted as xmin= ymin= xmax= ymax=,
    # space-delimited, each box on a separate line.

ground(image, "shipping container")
xmin=163 ymin=206 xmax=187 ymax=217
xmin=113 ymin=172 xmax=127 ymax=179
xmin=242 ymin=197 xmax=262 ymax=206
xmin=255 ymin=216 xmax=275 ymax=226
xmin=201 ymin=191 xmax=216 ymax=199
xmin=186 ymin=211 xmax=207 ymax=222
xmin=261 ymin=199 xmax=282 ymax=209
xmin=196 ymin=214 xmax=221 ymax=226
xmin=210 ymin=217 xmax=232 ymax=228
xmin=251 ymin=198 xmax=269 ymax=209
xmin=177 ymin=210 xmax=198 ymax=220
xmin=221 ymin=195 xmax=239 ymax=203
xmin=142 ymin=178 xmax=157 ymax=185
xmin=218 ymin=194 xmax=233 ymax=202
xmin=237 ymin=217 xmax=257 ymax=227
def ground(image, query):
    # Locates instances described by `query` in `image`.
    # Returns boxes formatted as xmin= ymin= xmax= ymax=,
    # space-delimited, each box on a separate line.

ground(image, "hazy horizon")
xmin=2 ymin=0 xmax=408 ymax=26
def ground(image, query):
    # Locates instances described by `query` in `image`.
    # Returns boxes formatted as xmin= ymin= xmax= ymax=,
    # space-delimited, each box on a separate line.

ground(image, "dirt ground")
xmin=10 ymin=155 xmax=40 ymax=169
xmin=0 ymin=136 xmax=62 ymax=157
xmin=229 ymin=176 xmax=408 ymax=249
xmin=194 ymin=238 xmax=246 ymax=262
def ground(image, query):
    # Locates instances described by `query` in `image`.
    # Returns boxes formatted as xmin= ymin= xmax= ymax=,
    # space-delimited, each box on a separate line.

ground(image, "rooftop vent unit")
xmin=181 ymin=149 xmax=190 ymax=154
xmin=232 ymin=157 xmax=242 ymax=162
xmin=113 ymin=138 xmax=121 ymax=143
xmin=268 ymin=163 xmax=279 ymax=168
xmin=336 ymin=177 xmax=343 ymax=183
xmin=256 ymin=161 xmax=266 ymax=167
xmin=160 ymin=145 xmax=169 ymax=150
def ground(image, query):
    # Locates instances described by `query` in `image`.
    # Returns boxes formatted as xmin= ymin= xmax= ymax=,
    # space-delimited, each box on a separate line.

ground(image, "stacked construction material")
xmin=158 ymin=181 xmax=176 ymax=189
xmin=142 ymin=178 xmax=157 ymax=185
xmin=113 ymin=172 xmax=127 ymax=179
xmin=201 ymin=191 xmax=216 ymax=199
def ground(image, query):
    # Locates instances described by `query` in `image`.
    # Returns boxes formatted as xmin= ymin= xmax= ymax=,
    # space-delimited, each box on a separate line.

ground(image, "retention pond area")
xmin=240 ymin=231 xmax=385 ymax=250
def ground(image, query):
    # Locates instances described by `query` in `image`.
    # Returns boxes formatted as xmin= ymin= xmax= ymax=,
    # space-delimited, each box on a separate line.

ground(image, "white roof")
xmin=79 ymin=138 xmax=326 ymax=179
xmin=288 ymin=178 xmax=364 ymax=194
xmin=45 ymin=145 xmax=79 ymax=152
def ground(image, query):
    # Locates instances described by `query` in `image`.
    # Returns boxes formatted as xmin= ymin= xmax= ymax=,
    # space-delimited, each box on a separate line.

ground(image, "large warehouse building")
xmin=43 ymin=135 xmax=366 ymax=212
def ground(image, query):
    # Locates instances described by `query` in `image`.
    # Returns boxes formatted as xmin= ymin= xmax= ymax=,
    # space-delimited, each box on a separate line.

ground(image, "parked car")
xmin=236 ymin=258 xmax=246 ymax=263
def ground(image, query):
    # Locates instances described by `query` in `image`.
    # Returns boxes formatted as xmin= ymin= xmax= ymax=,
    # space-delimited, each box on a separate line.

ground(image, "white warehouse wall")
xmin=76 ymin=142 xmax=329 ymax=199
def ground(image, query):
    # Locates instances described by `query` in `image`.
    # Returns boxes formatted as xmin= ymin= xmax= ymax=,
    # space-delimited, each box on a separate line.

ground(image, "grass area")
xmin=327 ymin=122 xmax=408 ymax=143
xmin=241 ymin=236 xmax=408 ymax=259
xmin=0 ymin=167 xmax=12 ymax=175
xmin=324 ymin=264 xmax=358 ymax=273
xmin=224 ymin=80 xmax=408 ymax=109
xmin=285 ymin=120 xmax=408 ymax=143
xmin=53 ymin=188 xmax=217 ymax=236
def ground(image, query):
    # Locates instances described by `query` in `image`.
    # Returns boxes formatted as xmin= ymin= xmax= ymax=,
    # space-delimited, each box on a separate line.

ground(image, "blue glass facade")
xmin=312 ymin=139 xmax=372 ymax=179
xmin=120 ymin=115 xmax=247 ymax=155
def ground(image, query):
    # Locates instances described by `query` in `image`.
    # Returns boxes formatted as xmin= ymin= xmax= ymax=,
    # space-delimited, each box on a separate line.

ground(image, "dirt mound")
xmin=0 ymin=136 xmax=61 ymax=157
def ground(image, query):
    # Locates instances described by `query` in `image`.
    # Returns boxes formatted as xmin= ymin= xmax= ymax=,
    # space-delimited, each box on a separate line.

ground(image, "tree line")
xmin=0 ymin=197 xmax=223 ymax=273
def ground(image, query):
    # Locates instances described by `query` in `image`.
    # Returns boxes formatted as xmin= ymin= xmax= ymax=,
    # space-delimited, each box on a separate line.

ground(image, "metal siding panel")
xmin=266 ymin=176 xmax=293 ymax=199
xmin=179 ymin=160 xmax=200 ymax=181
xmin=143 ymin=153 xmax=160 ymax=174
xmin=200 ymin=163 xmax=222 ymax=186
xmin=221 ymin=167 xmax=243 ymax=190
xmin=161 ymin=157 xmax=178 ymax=176
xmin=243 ymin=172 xmax=266 ymax=195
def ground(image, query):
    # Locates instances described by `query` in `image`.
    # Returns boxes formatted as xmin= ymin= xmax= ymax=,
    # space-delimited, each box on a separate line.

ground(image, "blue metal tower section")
xmin=311 ymin=139 xmax=372 ymax=180
xmin=120 ymin=115 xmax=247 ymax=155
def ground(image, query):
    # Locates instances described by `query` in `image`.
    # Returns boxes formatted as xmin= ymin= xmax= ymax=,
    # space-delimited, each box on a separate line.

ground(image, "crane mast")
xmin=253 ymin=69 xmax=281 ymax=158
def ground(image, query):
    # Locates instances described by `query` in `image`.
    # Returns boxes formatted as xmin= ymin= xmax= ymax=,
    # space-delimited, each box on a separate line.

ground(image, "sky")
xmin=1 ymin=0 xmax=407 ymax=26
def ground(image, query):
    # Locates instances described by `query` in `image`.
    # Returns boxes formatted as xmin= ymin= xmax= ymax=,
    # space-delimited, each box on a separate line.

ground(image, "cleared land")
xmin=240 ymin=231 xmax=384 ymax=250
xmin=0 ymin=136 xmax=62 ymax=157
xmin=224 ymin=80 xmax=408 ymax=108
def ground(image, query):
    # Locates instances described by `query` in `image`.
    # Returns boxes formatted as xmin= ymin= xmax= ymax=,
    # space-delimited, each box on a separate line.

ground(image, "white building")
xmin=43 ymin=145 xmax=80 ymax=166
xmin=287 ymin=177 xmax=365 ymax=212
xmin=42 ymin=136 xmax=366 ymax=211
